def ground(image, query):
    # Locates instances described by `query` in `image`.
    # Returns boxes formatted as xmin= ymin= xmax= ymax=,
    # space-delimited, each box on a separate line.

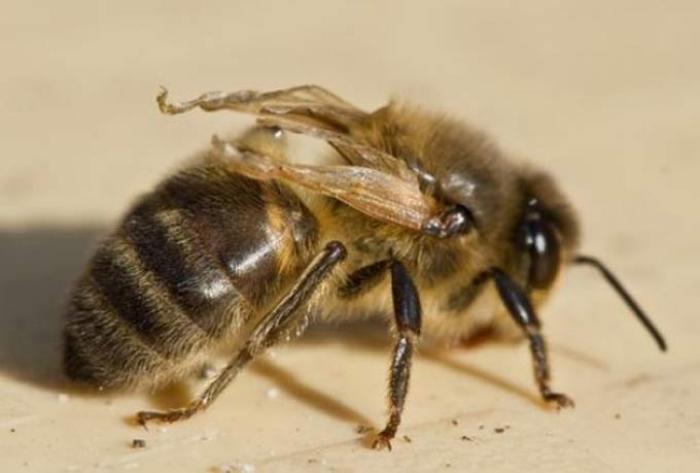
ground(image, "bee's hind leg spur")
xmin=136 ymin=241 xmax=347 ymax=426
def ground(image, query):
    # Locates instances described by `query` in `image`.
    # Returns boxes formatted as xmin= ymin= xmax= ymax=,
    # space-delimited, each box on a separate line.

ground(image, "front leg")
xmin=491 ymin=268 xmax=574 ymax=408
xmin=373 ymin=260 xmax=422 ymax=451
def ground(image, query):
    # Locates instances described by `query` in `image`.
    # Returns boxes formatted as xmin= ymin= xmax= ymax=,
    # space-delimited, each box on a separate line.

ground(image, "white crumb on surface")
xmin=266 ymin=388 xmax=280 ymax=399
xmin=57 ymin=393 xmax=70 ymax=403
xmin=216 ymin=463 xmax=255 ymax=473
xmin=197 ymin=430 xmax=220 ymax=442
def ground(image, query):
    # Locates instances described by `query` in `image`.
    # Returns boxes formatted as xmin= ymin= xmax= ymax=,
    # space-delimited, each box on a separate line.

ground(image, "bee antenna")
xmin=574 ymin=255 xmax=667 ymax=352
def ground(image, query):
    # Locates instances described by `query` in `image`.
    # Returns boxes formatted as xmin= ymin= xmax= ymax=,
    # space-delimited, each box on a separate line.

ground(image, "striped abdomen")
xmin=64 ymin=160 xmax=318 ymax=388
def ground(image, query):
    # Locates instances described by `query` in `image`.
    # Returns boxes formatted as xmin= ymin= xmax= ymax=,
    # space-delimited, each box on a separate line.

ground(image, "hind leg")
xmin=136 ymin=241 xmax=347 ymax=425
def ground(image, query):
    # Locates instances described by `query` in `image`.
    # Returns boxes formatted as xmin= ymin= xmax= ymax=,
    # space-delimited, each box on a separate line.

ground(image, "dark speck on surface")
xmin=131 ymin=438 xmax=147 ymax=448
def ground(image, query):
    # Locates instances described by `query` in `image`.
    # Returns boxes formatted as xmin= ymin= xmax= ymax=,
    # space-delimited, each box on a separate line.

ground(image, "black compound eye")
xmin=519 ymin=217 xmax=561 ymax=289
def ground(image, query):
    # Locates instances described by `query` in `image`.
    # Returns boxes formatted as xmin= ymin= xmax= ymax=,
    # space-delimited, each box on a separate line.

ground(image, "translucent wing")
xmin=212 ymin=137 xmax=437 ymax=231
xmin=159 ymin=86 xmax=443 ymax=231
xmin=158 ymin=86 xmax=413 ymax=179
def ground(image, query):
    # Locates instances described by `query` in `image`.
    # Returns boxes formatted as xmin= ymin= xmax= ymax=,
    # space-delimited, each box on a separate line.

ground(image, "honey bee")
xmin=63 ymin=85 xmax=666 ymax=450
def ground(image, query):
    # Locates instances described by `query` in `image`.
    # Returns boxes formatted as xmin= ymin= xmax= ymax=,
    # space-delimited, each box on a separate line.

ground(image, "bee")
xmin=63 ymin=85 xmax=666 ymax=450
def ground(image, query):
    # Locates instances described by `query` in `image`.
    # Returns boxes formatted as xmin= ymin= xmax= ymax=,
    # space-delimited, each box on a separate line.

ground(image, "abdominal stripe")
xmin=90 ymin=236 xmax=209 ymax=360
xmin=122 ymin=198 xmax=241 ymax=339
xmin=66 ymin=281 xmax=164 ymax=386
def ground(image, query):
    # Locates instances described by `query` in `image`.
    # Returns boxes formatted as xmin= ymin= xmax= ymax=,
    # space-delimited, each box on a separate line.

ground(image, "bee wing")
xmin=158 ymin=87 xmax=415 ymax=181
xmin=256 ymin=114 xmax=416 ymax=183
xmin=212 ymin=137 xmax=437 ymax=231
xmin=157 ymin=86 xmax=365 ymax=128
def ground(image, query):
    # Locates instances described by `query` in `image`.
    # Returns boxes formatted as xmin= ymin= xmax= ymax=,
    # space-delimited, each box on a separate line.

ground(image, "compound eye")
xmin=520 ymin=218 xmax=561 ymax=289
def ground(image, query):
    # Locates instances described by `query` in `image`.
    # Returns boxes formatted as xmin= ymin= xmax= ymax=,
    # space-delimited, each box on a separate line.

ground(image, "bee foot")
xmin=135 ymin=408 xmax=190 ymax=427
xmin=544 ymin=391 xmax=575 ymax=410
xmin=371 ymin=431 xmax=394 ymax=451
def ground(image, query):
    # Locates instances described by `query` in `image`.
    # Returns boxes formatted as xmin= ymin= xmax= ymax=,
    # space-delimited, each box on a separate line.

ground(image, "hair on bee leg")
xmin=336 ymin=258 xmax=421 ymax=450
xmin=372 ymin=260 xmax=422 ymax=451
xmin=135 ymin=241 xmax=347 ymax=426
xmin=491 ymin=268 xmax=574 ymax=409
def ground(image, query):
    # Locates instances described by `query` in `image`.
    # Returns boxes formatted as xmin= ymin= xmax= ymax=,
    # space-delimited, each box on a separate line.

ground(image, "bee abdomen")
xmin=94 ymin=235 xmax=212 ymax=358
xmin=121 ymin=197 xmax=245 ymax=340
xmin=64 ymin=277 xmax=170 ymax=388
xmin=64 ymin=160 xmax=319 ymax=389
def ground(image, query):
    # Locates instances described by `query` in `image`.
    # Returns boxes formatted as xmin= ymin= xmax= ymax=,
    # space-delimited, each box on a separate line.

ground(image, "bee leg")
xmin=373 ymin=260 xmax=422 ymax=451
xmin=338 ymin=259 xmax=391 ymax=298
xmin=491 ymin=268 xmax=575 ymax=409
xmin=135 ymin=241 xmax=347 ymax=426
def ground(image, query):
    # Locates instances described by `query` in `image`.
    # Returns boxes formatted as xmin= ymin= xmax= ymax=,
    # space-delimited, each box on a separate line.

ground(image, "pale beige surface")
xmin=1 ymin=1 xmax=699 ymax=472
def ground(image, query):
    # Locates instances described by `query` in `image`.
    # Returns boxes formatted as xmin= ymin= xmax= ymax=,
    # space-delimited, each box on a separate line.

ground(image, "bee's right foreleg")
xmin=490 ymin=268 xmax=575 ymax=409
xmin=135 ymin=241 xmax=347 ymax=427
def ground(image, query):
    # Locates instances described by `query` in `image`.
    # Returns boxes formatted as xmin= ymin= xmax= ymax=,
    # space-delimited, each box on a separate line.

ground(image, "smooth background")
xmin=1 ymin=1 xmax=698 ymax=472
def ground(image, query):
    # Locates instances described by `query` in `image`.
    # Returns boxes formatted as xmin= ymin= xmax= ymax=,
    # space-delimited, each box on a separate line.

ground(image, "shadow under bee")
xmin=0 ymin=225 xmax=104 ymax=390
xmin=0 ymin=226 xmax=607 ymax=422
xmin=300 ymin=320 xmax=609 ymax=407
xmin=300 ymin=321 xmax=544 ymax=406
xmin=145 ymin=357 xmax=375 ymax=428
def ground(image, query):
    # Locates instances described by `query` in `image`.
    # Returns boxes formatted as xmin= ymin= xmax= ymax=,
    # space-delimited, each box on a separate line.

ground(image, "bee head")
xmin=511 ymin=170 xmax=666 ymax=352
xmin=513 ymin=169 xmax=580 ymax=291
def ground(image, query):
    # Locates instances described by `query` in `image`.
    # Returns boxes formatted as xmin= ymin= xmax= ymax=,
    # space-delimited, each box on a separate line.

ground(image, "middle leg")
xmin=373 ymin=260 xmax=423 ymax=451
